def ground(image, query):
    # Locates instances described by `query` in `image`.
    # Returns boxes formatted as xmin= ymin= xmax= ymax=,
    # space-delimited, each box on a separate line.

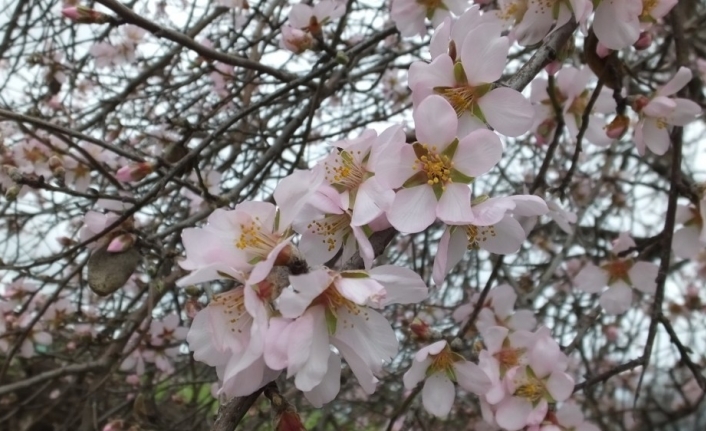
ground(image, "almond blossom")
xmin=574 ymin=233 xmax=658 ymax=314
xmin=319 ymin=126 xmax=401 ymax=227
xmin=530 ymin=66 xmax=616 ymax=147
xmin=266 ymin=266 xmax=428 ymax=402
xmin=409 ymin=27 xmax=533 ymax=138
xmin=376 ymin=95 xmax=503 ymax=233
xmin=293 ymin=185 xmax=375 ymax=268
xmin=433 ymin=195 xmax=548 ymax=285
xmin=481 ymin=327 xmax=574 ymax=430
xmin=390 ymin=0 xmax=468 ymax=38
xmin=187 ymin=285 xmax=279 ymax=397
xmin=633 ymin=67 xmax=702 ymax=155
xmin=495 ymin=0 xmax=591 ymax=46
xmin=453 ymin=284 xmax=537 ymax=333
xmin=403 ymin=340 xmax=492 ymax=417
xmin=289 ymin=0 xmax=345 ymax=34
xmin=178 ymin=202 xmax=295 ymax=285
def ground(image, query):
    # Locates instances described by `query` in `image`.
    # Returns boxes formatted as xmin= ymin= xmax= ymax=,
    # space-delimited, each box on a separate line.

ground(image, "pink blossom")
xmin=633 ymin=67 xmax=701 ymax=155
xmin=115 ymin=163 xmax=154 ymax=183
xmin=410 ymin=29 xmax=533 ymax=138
xmin=319 ymin=126 xmax=401 ymax=227
xmin=575 ymin=233 xmax=659 ymax=314
xmin=186 ymin=286 xmax=278 ymax=397
xmin=391 ymin=0 xmax=468 ymax=38
xmin=178 ymin=201 xmax=300 ymax=286
xmin=530 ymin=66 xmax=616 ymax=147
xmin=280 ymin=25 xmax=314 ymax=53
xmin=403 ymin=340 xmax=491 ymax=417
xmin=453 ymin=284 xmax=537 ymax=332
xmin=288 ymin=1 xmax=345 ymax=34
xmin=500 ymin=0 xmax=591 ymax=46
xmin=376 ymin=95 xmax=503 ymax=233
xmin=433 ymin=195 xmax=547 ymax=285
xmin=268 ymin=266 xmax=427 ymax=400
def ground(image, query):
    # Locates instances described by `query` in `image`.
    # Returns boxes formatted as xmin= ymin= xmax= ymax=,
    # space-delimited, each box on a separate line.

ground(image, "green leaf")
xmin=471 ymin=103 xmax=486 ymax=123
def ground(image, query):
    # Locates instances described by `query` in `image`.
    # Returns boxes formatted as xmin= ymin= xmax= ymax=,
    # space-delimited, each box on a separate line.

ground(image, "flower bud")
xmin=605 ymin=114 xmax=630 ymax=139
xmin=631 ymin=95 xmax=650 ymax=113
xmin=61 ymin=6 xmax=112 ymax=24
xmin=275 ymin=408 xmax=306 ymax=431
xmin=4 ymin=165 xmax=22 ymax=183
xmin=410 ymin=317 xmax=431 ymax=340
xmin=115 ymin=162 xmax=153 ymax=182
xmin=280 ymin=26 xmax=314 ymax=54
xmin=595 ymin=42 xmax=612 ymax=59
xmin=107 ymin=233 xmax=136 ymax=253
xmin=4 ymin=185 xmax=20 ymax=201
xmin=633 ymin=32 xmax=652 ymax=51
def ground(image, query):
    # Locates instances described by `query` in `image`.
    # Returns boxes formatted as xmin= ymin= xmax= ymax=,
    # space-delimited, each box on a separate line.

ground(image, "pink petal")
xmin=471 ymin=197 xmax=516 ymax=226
xmin=546 ymin=371 xmax=574 ymax=402
xmin=593 ymin=0 xmax=640 ymax=50
xmin=642 ymin=118 xmax=671 ymax=155
xmin=289 ymin=4 xmax=314 ymax=29
xmin=659 ymin=67 xmax=692 ymax=97
xmin=454 ymin=360 xmax=491 ymax=395
xmin=368 ymin=265 xmax=429 ymax=306
xmin=408 ymin=55 xmax=455 ymax=92
xmin=403 ymin=357 xmax=432 ymax=389
xmin=643 ymin=96 xmax=677 ymax=117
xmin=437 ymin=183 xmax=473 ymax=224
xmin=414 ymin=95 xmax=458 ymax=147
xmin=628 ymin=261 xmax=658 ymax=294
xmin=575 ymin=263 xmax=609 ymax=293
xmin=280 ymin=269 xmax=332 ymax=318
xmin=479 ymin=216 xmax=526 ymax=255
xmin=388 ymin=186 xmax=438 ymax=233
xmin=672 ymin=225 xmax=703 ymax=259
xmin=303 ymin=352 xmax=341 ymax=407
xmin=599 ymin=283 xmax=633 ymax=314
xmin=496 ymin=397 xmax=533 ymax=431
xmin=432 ymin=226 xmax=467 ymax=286
xmin=667 ymin=98 xmax=701 ymax=126
xmin=453 ymin=129 xmax=503 ymax=177
xmin=422 ymin=373 xmax=455 ymax=417
xmin=460 ymin=28 xmax=509 ymax=85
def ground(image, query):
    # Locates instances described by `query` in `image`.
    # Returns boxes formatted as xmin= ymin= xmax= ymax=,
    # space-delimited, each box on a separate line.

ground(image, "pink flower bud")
xmin=107 ymin=233 xmax=135 ymax=253
xmin=61 ymin=6 xmax=111 ymax=24
xmin=126 ymin=374 xmax=140 ymax=385
xmin=631 ymin=95 xmax=650 ymax=113
xmin=410 ymin=317 xmax=430 ymax=340
xmin=115 ymin=162 xmax=153 ymax=182
xmin=633 ymin=32 xmax=652 ymax=51
xmin=276 ymin=409 xmax=306 ymax=431
xmin=280 ymin=26 xmax=314 ymax=54
xmin=605 ymin=114 xmax=629 ymax=139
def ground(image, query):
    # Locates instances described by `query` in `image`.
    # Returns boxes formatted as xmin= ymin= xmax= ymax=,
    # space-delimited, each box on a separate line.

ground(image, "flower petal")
xmin=388 ymin=186 xmax=438 ymax=233
xmin=478 ymin=87 xmax=534 ymax=137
